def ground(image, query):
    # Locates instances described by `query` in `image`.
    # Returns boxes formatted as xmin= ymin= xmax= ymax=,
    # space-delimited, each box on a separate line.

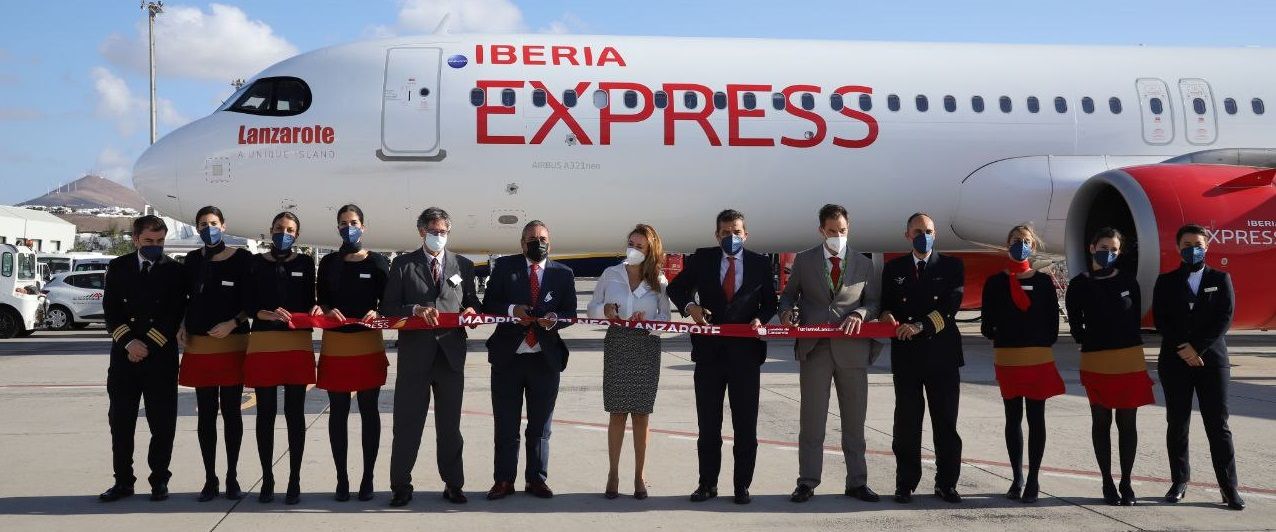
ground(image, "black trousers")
xmin=107 ymin=361 xmax=178 ymax=488
xmin=391 ymin=347 xmax=466 ymax=491
xmin=694 ymin=356 xmax=761 ymax=492
xmin=1159 ymin=365 xmax=1238 ymax=488
xmin=892 ymin=366 xmax=963 ymax=491
xmin=491 ymin=353 xmax=560 ymax=484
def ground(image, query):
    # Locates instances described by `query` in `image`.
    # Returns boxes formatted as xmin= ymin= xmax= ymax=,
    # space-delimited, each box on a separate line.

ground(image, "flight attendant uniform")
xmin=316 ymin=251 xmax=390 ymax=392
xmin=244 ymin=253 xmax=317 ymax=387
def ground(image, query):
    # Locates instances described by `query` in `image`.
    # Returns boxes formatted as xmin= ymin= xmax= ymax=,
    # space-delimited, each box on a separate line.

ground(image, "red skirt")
xmin=243 ymin=330 xmax=316 ymax=388
xmin=179 ymin=333 xmax=247 ymax=387
xmin=993 ymin=347 xmax=1066 ymax=400
xmin=1080 ymin=346 xmax=1156 ymax=409
xmin=317 ymin=329 xmax=388 ymax=392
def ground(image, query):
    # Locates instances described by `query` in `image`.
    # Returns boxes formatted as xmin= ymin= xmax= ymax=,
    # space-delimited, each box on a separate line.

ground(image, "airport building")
xmin=0 ymin=205 xmax=77 ymax=253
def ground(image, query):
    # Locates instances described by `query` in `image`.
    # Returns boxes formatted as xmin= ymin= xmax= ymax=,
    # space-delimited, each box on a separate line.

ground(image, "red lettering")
xmin=597 ymin=46 xmax=626 ymax=67
xmin=551 ymin=46 xmax=578 ymax=66
xmin=278 ymin=127 xmax=292 ymax=143
xmin=237 ymin=125 xmax=246 ymax=144
xmin=598 ymin=82 xmax=653 ymax=145
xmin=831 ymin=85 xmax=879 ymax=148
xmin=523 ymin=45 xmax=545 ymax=65
xmin=321 ymin=126 xmax=335 ymax=144
xmin=529 ymin=81 xmax=593 ymax=145
xmin=476 ymin=80 xmax=525 ymax=145
xmin=300 ymin=126 xmax=313 ymax=144
xmin=780 ymin=84 xmax=826 ymax=148
xmin=475 ymin=44 xmax=484 ymax=64
xmin=584 ymin=46 xmax=594 ymax=66
xmin=491 ymin=45 xmax=516 ymax=65
xmin=662 ymin=83 xmax=721 ymax=146
xmin=726 ymin=84 xmax=773 ymax=147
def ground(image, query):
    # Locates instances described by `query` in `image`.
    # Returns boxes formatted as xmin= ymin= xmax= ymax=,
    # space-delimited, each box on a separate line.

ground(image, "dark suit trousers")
xmin=892 ymin=366 xmax=963 ymax=491
xmin=1159 ymin=364 xmax=1238 ymax=488
xmin=491 ymin=352 xmax=560 ymax=483
xmin=694 ymin=354 xmax=761 ymax=492
xmin=107 ymin=361 xmax=178 ymax=488
xmin=390 ymin=339 xmax=465 ymax=491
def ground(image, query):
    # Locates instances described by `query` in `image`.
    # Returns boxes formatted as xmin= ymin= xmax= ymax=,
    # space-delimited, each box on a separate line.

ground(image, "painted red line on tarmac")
xmin=462 ymin=409 xmax=1276 ymax=496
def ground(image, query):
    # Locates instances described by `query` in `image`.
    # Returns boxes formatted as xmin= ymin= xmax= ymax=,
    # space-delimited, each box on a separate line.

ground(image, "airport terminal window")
xmin=1081 ymin=97 xmax=1095 ymax=114
xmin=532 ymin=89 xmax=546 ymax=107
xmin=772 ymin=92 xmax=786 ymax=110
xmin=915 ymin=95 xmax=929 ymax=112
xmin=1224 ymin=98 xmax=1237 ymax=115
xmin=228 ymin=77 xmax=311 ymax=116
xmin=654 ymin=91 xmax=668 ymax=109
xmin=1054 ymin=97 xmax=1067 ymax=113
xmin=623 ymin=90 xmax=638 ymax=109
xmin=971 ymin=96 xmax=985 ymax=113
xmin=1027 ymin=96 xmax=1040 ymax=113
xmin=685 ymin=91 xmax=699 ymax=109
xmin=999 ymin=96 xmax=1012 ymax=113
xmin=593 ymin=89 xmax=609 ymax=109
xmin=469 ymin=88 xmax=484 ymax=106
xmin=859 ymin=94 xmax=872 ymax=111
xmin=829 ymin=93 xmax=844 ymax=111
xmin=713 ymin=91 xmax=727 ymax=110
xmin=1109 ymin=97 xmax=1122 ymax=114
xmin=800 ymin=93 xmax=815 ymax=111
xmin=1254 ymin=98 xmax=1266 ymax=115
xmin=1192 ymin=98 xmax=1207 ymax=115
xmin=943 ymin=95 xmax=956 ymax=112
xmin=887 ymin=94 xmax=900 ymax=111
xmin=742 ymin=92 xmax=756 ymax=110
xmin=501 ymin=88 xmax=516 ymax=107
xmin=563 ymin=89 xmax=578 ymax=107
xmin=1150 ymin=97 xmax=1164 ymax=115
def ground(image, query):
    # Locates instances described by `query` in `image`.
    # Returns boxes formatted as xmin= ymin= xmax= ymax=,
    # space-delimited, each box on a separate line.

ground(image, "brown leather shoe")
xmin=486 ymin=481 xmax=515 ymax=500
xmin=525 ymin=481 xmax=555 ymax=499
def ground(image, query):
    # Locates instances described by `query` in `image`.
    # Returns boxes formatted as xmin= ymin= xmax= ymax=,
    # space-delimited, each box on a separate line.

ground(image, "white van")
xmin=0 ymin=243 xmax=46 ymax=338
xmin=36 ymin=253 xmax=114 ymax=280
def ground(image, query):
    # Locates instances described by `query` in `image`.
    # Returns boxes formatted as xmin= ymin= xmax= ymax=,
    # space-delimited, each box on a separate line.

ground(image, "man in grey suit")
xmin=383 ymin=207 xmax=481 ymax=507
xmin=779 ymin=204 xmax=883 ymax=503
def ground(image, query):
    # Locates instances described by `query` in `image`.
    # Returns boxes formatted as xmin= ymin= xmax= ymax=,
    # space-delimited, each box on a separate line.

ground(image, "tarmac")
xmin=1 ymin=279 xmax=1274 ymax=531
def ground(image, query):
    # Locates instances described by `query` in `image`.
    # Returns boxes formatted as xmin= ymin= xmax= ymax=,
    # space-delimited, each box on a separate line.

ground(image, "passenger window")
xmin=1054 ymin=97 xmax=1067 ymax=113
xmin=772 ymin=93 xmax=786 ymax=111
xmin=623 ymin=90 xmax=638 ymax=109
xmin=800 ymin=93 xmax=815 ymax=111
xmin=684 ymin=91 xmax=699 ymax=109
xmin=999 ymin=96 xmax=1012 ymax=113
xmin=1 ymin=252 xmax=10 ymax=277
xmin=943 ymin=95 xmax=956 ymax=112
xmin=228 ymin=77 xmax=312 ymax=116
xmin=1254 ymin=98 xmax=1266 ymax=115
xmin=654 ymin=91 xmax=668 ymax=109
xmin=1192 ymin=98 xmax=1207 ymax=115
xmin=88 ymin=274 xmax=105 ymax=290
xmin=915 ymin=95 xmax=929 ymax=112
xmin=469 ymin=87 xmax=485 ymax=107
xmin=1027 ymin=96 xmax=1040 ymax=113
xmin=532 ymin=89 xmax=546 ymax=107
xmin=1109 ymin=97 xmax=1123 ymax=114
xmin=971 ymin=96 xmax=985 ymax=113
xmin=859 ymin=94 xmax=872 ymax=111
xmin=593 ymin=89 xmax=608 ymax=109
xmin=563 ymin=90 xmax=578 ymax=108
xmin=713 ymin=91 xmax=727 ymax=110
xmin=1223 ymin=98 xmax=1237 ymax=115
xmin=1150 ymin=97 xmax=1164 ymax=115
xmin=742 ymin=92 xmax=757 ymax=110
xmin=501 ymin=88 xmax=516 ymax=107
xmin=887 ymin=94 xmax=900 ymax=112
xmin=1081 ymin=97 xmax=1095 ymax=114
xmin=830 ymin=93 xmax=844 ymax=111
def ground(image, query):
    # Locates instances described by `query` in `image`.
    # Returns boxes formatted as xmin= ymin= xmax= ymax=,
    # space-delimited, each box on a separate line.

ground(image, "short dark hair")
xmin=337 ymin=204 xmax=365 ymax=224
xmin=417 ymin=207 xmax=451 ymax=229
xmin=715 ymin=209 xmax=745 ymax=230
xmin=521 ymin=219 xmax=547 ymax=238
xmin=1176 ymin=223 xmax=1208 ymax=243
xmin=818 ymin=204 xmax=848 ymax=226
xmin=195 ymin=205 xmax=224 ymax=224
xmin=132 ymin=214 xmax=167 ymax=235
xmin=272 ymin=211 xmax=301 ymax=234
xmin=906 ymin=212 xmax=933 ymax=228
xmin=1090 ymin=226 xmax=1123 ymax=246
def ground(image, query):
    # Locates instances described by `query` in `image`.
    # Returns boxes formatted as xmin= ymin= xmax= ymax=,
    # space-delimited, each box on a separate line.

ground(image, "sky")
xmin=2 ymin=0 xmax=1276 ymax=205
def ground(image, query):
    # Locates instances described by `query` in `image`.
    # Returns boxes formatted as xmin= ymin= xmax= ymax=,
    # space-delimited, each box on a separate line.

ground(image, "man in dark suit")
xmin=879 ymin=212 xmax=965 ymax=504
xmin=668 ymin=209 xmax=778 ymax=505
xmin=100 ymin=215 xmax=187 ymax=502
xmin=482 ymin=220 xmax=577 ymax=500
xmin=1154 ymin=223 xmax=1243 ymax=510
xmin=384 ymin=207 xmax=481 ymax=507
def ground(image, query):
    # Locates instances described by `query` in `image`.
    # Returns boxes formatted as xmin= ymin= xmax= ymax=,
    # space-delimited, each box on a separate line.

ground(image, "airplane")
xmin=132 ymin=34 xmax=1276 ymax=329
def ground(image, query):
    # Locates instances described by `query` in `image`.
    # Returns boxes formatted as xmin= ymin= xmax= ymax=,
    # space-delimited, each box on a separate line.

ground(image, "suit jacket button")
xmin=902 ymin=297 xmax=907 ymax=303
xmin=934 ymin=296 xmax=939 ymax=300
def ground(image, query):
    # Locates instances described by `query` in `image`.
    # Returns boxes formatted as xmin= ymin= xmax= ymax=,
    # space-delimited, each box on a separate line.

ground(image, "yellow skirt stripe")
xmin=247 ymin=330 xmax=314 ymax=355
xmin=1080 ymin=346 xmax=1149 ymax=375
xmin=994 ymin=347 xmax=1056 ymax=367
xmin=320 ymin=330 xmax=386 ymax=357
xmin=186 ymin=333 xmax=250 ymax=355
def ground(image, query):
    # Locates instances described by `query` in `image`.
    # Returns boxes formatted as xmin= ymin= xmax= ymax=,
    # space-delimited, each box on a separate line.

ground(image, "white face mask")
xmin=825 ymin=235 xmax=847 ymax=255
xmin=624 ymin=247 xmax=645 ymax=266
xmin=425 ymin=233 xmax=447 ymax=253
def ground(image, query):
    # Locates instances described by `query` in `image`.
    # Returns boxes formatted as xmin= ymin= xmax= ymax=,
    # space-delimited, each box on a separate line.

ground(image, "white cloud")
xmin=91 ymin=66 xmax=188 ymax=136
xmin=396 ymin=0 xmax=526 ymax=34
xmin=538 ymin=12 xmax=588 ymax=35
xmin=94 ymin=148 xmax=134 ymax=185
xmin=100 ymin=3 xmax=297 ymax=82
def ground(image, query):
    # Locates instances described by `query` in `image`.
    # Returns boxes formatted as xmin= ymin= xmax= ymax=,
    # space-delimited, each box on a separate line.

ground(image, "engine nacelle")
xmin=1066 ymin=163 xmax=1276 ymax=329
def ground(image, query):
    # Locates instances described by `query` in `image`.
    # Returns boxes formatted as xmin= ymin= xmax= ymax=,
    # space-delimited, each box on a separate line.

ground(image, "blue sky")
xmin=2 ymin=0 xmax=1275 ymax=205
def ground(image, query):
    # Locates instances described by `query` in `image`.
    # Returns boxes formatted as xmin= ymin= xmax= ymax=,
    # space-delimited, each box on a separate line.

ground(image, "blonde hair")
xmin=1006 ymin=223 xmax=1043 ymax=251
xmin=629 ymin=224 xmax=665 ymax=292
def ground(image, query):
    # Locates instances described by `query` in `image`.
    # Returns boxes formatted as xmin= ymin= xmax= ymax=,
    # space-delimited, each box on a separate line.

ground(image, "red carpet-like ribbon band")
xmin=288 ymin=312 xmax=897 ymax=339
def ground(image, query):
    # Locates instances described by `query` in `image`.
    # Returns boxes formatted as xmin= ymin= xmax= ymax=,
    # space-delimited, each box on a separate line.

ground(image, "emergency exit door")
xmin=381 ymin=47 xmax=442 ymax=157
xmin=1179 ymin=78 xmax=1218 ymax=145
xmin=1136 ymin=78 xmax=1174 ymax=145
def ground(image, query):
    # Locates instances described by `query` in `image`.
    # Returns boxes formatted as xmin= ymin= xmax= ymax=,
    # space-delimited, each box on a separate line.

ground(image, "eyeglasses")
xmin=426 ymin=230 xmax=449 ymax=236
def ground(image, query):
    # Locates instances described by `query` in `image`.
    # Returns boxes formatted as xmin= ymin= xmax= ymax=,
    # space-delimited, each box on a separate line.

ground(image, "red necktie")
xmin=723 ymin=256 xmax=736 ymax=303
xmin=829 ymin=256 xmax=842 ymax=289
xmin=526 ymin=263 xmax=541 ymax=347
xmin=432 ymin=257 xmax=441 ymax=286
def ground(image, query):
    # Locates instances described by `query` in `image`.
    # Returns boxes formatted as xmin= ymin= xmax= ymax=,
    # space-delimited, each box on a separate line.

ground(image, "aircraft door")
xmin=1178 ymin=78 xmax=1218 ymax=145
xmin=381 ymin=47 xmax=443 ymax=157
xmin=1136 ymin=78 xmax=1174 ymax=145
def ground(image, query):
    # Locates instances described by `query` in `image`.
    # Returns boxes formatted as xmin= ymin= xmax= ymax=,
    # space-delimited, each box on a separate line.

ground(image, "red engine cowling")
xmin=1066 ymin=163 xmax=1276 ymax=329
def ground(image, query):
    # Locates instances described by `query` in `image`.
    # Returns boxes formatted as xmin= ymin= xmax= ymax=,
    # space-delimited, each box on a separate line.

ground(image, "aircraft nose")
xmin=132 ymin=137 xmax=181 ymax=216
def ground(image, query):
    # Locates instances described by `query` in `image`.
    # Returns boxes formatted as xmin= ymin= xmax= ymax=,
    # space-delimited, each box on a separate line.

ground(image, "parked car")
xmin=42 ymin=271 xmax=106 ymax=330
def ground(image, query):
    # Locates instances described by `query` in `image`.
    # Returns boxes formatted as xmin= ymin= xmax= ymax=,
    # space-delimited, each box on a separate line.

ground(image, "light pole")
xmin=142 ymin=1 xmax=163 ymax=144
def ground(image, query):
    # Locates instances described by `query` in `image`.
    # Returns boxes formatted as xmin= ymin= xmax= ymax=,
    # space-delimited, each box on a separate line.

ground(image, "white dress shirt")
xmin=1187 ymin=268 xmax=1203 ymax=309
xmin=512 ymin=257 xmax=550 ymax=353
xmin=587 ymin=263 xmax=671 ymax=322
xmin=136 ymin=251 xmax=152 ymax=271
xmin=720 ymin=250 xmax=744 ymax=292
xmin=410 ymin=248 xmax=448 ymax=317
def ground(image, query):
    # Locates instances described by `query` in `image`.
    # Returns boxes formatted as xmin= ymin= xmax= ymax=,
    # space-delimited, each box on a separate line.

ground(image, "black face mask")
xmin=524 ymin=240 xmax=548 ymax=262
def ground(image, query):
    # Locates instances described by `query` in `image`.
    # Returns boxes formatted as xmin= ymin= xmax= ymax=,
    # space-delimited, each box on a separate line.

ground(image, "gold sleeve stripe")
xmin=927 ymin=311 xmax=946 ymax=333
xmin=111 ymin=325 xmax=131 ymax=342
xmin=147 ymin=328 xmax=167 ymax=347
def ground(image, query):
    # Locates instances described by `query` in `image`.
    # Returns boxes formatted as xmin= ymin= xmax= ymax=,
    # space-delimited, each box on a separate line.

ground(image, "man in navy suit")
xmin=482 ymin=220 xmax=577 ymax=500
xmin=668 ymin=209 xmax=778 ymax=505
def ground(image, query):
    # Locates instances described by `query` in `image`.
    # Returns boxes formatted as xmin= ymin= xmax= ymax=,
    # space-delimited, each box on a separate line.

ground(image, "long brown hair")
xmin=629 ymin=224 xmax=665 ymax=292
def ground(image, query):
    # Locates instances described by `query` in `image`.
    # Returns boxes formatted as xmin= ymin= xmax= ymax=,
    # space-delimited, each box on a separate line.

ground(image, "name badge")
xmin=1021 ymin=285 xmax=1034 ymax=291
xmin=448 ymin=273 xmax=462 ymax=286
xmin=291 ymin=271 xmax=303 ymax=277
xmin=1120 ymin=290 xmax=1130 ymax=297
xmin=1204 ymin=286 xmax=1218 ymax=293
xmin=221 ymin=280 xmax=234 ymax=287
xmin=359 ymin=273 xmax=371 ymax=279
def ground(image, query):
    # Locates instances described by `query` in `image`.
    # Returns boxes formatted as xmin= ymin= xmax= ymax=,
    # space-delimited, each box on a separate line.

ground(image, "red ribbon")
xmin=288 ymin=312 xmax=896 ymax=339
xmin=1007 ymin=260 xmax=1033 ymax=312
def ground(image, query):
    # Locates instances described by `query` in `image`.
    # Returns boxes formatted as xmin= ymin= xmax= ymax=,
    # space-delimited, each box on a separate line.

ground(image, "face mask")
xmin=425 ymin=233 xmax=447 ymax=253
xmin=720 ymin=234 xmax=743 ymax=256
xmin=624 ymin=247 xmax=645 ymax=265
xmin=139 ymin=245 xmax=164 ymax=261
xmin=1093 ymin=249 xmax=1118 ymax=270
xmin=340 ymin=226 xmax=362 ymax=247
xmin=272 ymin=232 xmax=295 ymax=252
xmin=1181 ymin=246 xmax=1206 ymax=266
xmin=825 ymin=235 xmax=847 ymax=256
xmin=1009 ymin=241 xmax=1032 ymax=262
xmin=912 ymin=233 xmax=934 ymax=255
xmin=199 ymin=226 xmax=223 ymax=247
xmin=525 ymin=240 xmax=548 ymax=262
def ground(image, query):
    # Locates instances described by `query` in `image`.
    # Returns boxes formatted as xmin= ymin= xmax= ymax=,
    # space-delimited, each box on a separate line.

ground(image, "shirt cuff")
xmin=684 ymin=302 xmax=697 ymax=314
xmin=508 ymin=304 xmax=516 ymax=317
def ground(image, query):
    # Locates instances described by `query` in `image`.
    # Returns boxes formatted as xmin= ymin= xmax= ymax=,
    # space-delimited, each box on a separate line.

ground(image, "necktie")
xmin=723 ymin=256 xmax=737 ymax=303
xmin=432 ymin=257 xmax=441 ymax=286
xmin=526 ymin=263 xmax=541 ymax=348
xmin=140 ymin=261 xmax=152 ymax=276
xmin=915 ymin=260 xmax=926 ymax=280
xmin=829 ymin=256 xmax=842 ymax=289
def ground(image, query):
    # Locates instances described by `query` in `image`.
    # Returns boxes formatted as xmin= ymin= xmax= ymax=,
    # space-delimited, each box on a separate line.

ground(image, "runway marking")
xmin=574 ymin=425 xmax=608 ymax=432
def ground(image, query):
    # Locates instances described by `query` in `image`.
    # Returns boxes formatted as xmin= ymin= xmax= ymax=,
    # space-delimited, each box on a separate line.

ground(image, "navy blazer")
xmin=103 ymin=253 xmax=187 ymax=369
xmin=667 ymin=246 xmax=778 ymax=364
xmin=1153 ymin=265 xmax=1234 ymax=369
xmin=880 ymin=252 xmax=965 ymax=373
xmin=482 ymin=254 xmax=577 ymax=371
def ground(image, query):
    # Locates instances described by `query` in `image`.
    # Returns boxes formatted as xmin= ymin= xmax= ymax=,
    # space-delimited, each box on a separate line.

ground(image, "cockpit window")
xmin=227 ymin=77 xmax=312 ymax=116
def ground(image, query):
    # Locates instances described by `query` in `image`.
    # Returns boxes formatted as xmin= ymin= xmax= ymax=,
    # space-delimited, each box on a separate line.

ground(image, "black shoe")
xmin=225 ymin=478 xmax=243 ymax=501
xmin=358 ymin=477 xmax=375 ymax=502
xmin=525 ymin=481 xmax=555 ymax=499
xmin=790 ymin=484 xmax=814 ymax=503
xmin=198 ymin=478 xmax=219 ymax=502
xmin=1102 ymin=481 xmax=1120 ymax=506
xmin=1006 ymin=481 xmax=1023 ymax=501
xmin=1221 ymin=487 xmax=1246 ymax=511
xmin=258 ymin=478 xmax=275 ymax=504
xmin=893 ymin=489 xmax=913 ymax=504
xmin=1021 ymin=480 xmax=1039 ymax=504
xmin=935 ymin=486 xmax=963 ymax=504
xmin=1164 ymin=482 xmax=1187 ymax=503
xmin=1119 ymin=482 xmax=1136 ymax=506
xmin=334 ymin=477 xmax=350 ymax=502
xmin=689 ymin=485 xmax=718 ymax=502
xmin=734 ymin=490 xmax=751 ymax=505
xmin=389 ymin=488 xmax=413 ymax=507
xmin=150 ymin=483 xmax=169 ymax=502
xmin=285 ymin=479 xmax=301 ymax=505
xmin=845 ymin=485 xmax=881 ymax=502
xmin=99 ymin=485 xmax=134 ymax=502
xmin=443 ymin=485 xmax=468 ymax=504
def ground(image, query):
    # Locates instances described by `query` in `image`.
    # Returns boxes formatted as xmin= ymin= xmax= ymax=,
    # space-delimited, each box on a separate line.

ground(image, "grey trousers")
xmin=389 ymin=341 xmax=465 ymax=491
xmin=797 ymin=340 xmax=870 ymax=489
